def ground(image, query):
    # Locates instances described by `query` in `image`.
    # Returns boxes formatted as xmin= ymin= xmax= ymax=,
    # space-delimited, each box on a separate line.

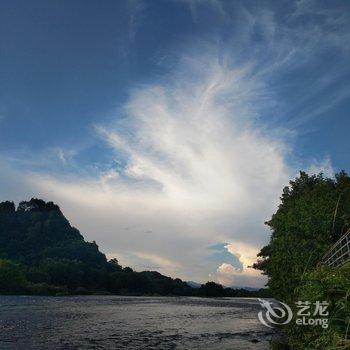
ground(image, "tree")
xmin=0 ymin=259 xmax=28 ymax=294
xmin=253 ymin=171 xmax=350 ymax=301
xmin=0 ymin=199 xmax=197 ymax=296
xmin=198 ymin=282 xmax=225 ymax=297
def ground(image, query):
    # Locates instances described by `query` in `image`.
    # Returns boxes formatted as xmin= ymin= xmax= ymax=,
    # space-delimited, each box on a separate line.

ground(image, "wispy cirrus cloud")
xmin=1 ymin=1 xmax=348 ymax=287
xmin=13 ymin=52 xmax=294 ymax=287
xmin=127 ymin=0 xmax=145 ymax=43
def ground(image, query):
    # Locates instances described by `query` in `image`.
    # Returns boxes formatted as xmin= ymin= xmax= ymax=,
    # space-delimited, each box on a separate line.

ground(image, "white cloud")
xmin=13 ymin=52 xmax=296 ymax=288
xmin=307 ymin=156 xmax=334 ymax=178
xmin=226 ymin=241 xmax=260 ymax=269
xmin=183 ymin=0 xmax=228 ymax=24
xmin=216 ymin=241 xmax=268 ymax=288
xmin=2 ymin=2 xmax=346 ymax=287
xmin=128 ymin=0 xmax=145 ymax=42
xmin=216 ymin=262 xmax=265 ymax=288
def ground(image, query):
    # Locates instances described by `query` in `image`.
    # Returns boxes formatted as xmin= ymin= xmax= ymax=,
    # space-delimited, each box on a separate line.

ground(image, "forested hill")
xmin=0 ymin=198 xmax=193 ymax=295
xmin=0 ymin=199 xmax=107 ymax=267
xmin=0 ymin=199 xmax=268 ymax=297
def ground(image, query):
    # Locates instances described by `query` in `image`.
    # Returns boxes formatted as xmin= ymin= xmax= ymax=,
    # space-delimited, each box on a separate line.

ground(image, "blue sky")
xmin=1 ymin=0 xmax=349 ymax=287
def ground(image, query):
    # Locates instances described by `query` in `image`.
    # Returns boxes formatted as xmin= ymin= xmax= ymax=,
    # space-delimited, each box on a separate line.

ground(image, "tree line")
xmin=0 ymin=198 xmax=268 ymax=297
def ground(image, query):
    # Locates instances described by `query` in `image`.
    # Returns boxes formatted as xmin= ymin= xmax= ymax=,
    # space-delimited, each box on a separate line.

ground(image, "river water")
xmin=0 ymin=296 xmax=277 ymax=349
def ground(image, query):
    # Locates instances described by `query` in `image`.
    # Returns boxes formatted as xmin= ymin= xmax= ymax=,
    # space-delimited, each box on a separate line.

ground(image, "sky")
xmin=1 ymin=0 xmax=350 ymax=288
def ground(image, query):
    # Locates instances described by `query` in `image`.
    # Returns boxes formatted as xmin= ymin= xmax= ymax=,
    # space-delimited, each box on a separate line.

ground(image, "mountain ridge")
xmin=0 ymin=198 xmax=269 ymax=297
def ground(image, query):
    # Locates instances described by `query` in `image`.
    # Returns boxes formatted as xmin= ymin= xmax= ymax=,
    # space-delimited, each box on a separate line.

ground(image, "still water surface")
xmin=0 ymin=296 xmax=277 ymax=349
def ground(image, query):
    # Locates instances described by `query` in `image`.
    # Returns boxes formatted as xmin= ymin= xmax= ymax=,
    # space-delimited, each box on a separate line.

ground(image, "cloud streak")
xmin=1 ymin=1 xmax=348 ymax=287
xmin=15 ymin=52 xmax=297 ymax=287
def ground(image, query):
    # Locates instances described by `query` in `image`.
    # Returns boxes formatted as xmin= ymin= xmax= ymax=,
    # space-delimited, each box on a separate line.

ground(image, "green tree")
xmin=253 ymin=171 xmax=350 ymax=302
xmin=0 ymin=259 xmax=28 ymax=294
xmin=0 ymin=198 xmax=196 ymax=296
xmin=198 ymin=282 xmax=225 ymax=297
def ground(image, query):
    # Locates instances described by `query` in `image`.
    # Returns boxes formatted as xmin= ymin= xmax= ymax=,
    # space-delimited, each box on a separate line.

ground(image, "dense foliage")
xmin=253 ymin=171 xmax=350 ymax=349
xmin=289 ymin=262 xmax=350 ymax=349
xmin=0 ymin=199 xmax=192 ymax=295
xmin=197 ymin=282 xmax=271 ymax=298
xmin=0 ymin=198 xmax=267 ymax=297
xmin=254 ymin=171 xmax=350 ymax=302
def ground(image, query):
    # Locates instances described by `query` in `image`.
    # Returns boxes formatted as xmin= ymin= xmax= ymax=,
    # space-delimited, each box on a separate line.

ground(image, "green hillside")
xmin=0 ymin=199 xmax=192 ymax=295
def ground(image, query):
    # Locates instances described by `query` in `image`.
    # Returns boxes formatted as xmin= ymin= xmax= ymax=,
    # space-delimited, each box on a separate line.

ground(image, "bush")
xmin=282 ymin=262 xmax=350 ymax=349
xmin=0 ymin=259 xmax=28 ymax=294
xmin=26 ymin=282 xmax=68 ymax=296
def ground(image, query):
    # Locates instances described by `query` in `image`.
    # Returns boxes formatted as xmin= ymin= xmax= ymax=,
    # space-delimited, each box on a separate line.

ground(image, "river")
xmin=0 ymin=296 xmax=277 ymax=349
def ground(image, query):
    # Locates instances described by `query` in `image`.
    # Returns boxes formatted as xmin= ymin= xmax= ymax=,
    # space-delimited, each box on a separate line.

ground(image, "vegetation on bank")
xmin=254 ymin=171 xmax=350 ymax=349
xmin=0 ymin=198 xmax=268 ymax=297
xmin=290 ymin=262 xmax=350 ymax=349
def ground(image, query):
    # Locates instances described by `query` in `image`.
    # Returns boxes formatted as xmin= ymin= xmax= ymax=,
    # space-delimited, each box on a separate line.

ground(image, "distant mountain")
xmin=186 ymin=281 xmax=202 ymax=288
xmin=229 ymin=286 xmax=259 ymax=291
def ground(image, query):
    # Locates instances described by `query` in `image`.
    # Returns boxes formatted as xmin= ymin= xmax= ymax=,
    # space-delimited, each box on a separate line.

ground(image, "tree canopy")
xmin=254 ymin=171 xmax=350 ymax=349
xmin=0 ymin=199 xmax=192 ymax=295
xmin=253 ymin=171 xmax=350 ymax=301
